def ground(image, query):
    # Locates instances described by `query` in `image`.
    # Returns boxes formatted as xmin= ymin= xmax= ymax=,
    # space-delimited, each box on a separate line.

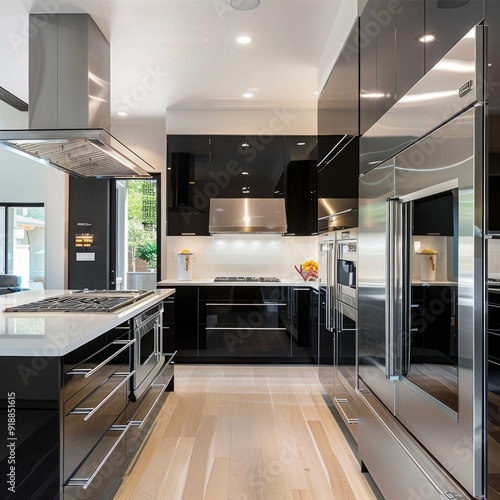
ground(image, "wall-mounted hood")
xmin=209 ymin=198 xmax=287 ymax=234
xmin=0 ymin=14 xmax=153 ymax=178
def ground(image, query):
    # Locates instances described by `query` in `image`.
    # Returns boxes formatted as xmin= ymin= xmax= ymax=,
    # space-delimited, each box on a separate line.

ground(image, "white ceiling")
xmin=2 ymin=0 xmax=344 ymax=121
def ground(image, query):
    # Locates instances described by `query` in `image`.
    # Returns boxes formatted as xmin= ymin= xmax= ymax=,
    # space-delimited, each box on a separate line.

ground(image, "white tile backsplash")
xmin=165 ymin=234 xmax=319 ymax=280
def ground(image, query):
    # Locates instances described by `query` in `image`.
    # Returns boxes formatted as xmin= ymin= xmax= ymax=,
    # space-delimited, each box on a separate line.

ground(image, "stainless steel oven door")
xmin=132 ymin=303 xmax=164 ymax=399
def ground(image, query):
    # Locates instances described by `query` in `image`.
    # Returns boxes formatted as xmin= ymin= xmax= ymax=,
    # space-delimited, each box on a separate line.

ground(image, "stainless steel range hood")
xmin=0 ymin=14 xmax=153 ymax=178
xmin=209 ymin=198 xmax=287 ymax=234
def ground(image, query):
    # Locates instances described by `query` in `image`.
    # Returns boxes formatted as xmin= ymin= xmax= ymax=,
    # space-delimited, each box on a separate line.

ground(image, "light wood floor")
xmin=114 ymin=365 xmax=380 ymax=500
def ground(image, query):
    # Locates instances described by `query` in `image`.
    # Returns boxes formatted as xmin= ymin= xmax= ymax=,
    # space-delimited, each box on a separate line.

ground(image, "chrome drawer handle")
xmin=205 ymin=327 xmax=287 ymax=331
xmin=130 ymin=383 xmax=167 ymax=429
xmin=67 ymin=422 xmax=132 ymax=490
xmin=206 ymin=302 xmax=286 ymax=306
xmin=334 ymin=397 xmax=359 ymax=425
xmin=67 ymin=338 xmax=135 ymax=379
xmin=70 ymin=371 xmax=135 ymax=421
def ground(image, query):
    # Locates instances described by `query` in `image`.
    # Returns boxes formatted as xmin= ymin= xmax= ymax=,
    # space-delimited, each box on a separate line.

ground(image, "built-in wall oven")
xmin=336 ymin=229 xmax=357 ymax=308
xmin=131 ymin=302 xmax=164 ymax=400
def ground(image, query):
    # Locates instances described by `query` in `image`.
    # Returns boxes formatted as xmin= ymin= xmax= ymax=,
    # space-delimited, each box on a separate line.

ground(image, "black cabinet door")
xmin=395 ymin=0 xmax=425 ymax=101
xmin=318 ymin=136 xmax=359 ymax=200
xmin=209 ymin=135 xmax=285 ymax=199
xmin=424 ymin=0 xmax=484 ymax=72
xmin=360 ymin=0 xmax=379 ymax=135
xmin=174 ymin=286 xmax=198 ymax=355
xmin=375 ymin=0 xmax=397 ymax=120
xmin=285 ymin=136 xmax=317 ymax=235
xmin=209 ymin=135 xmax=248 ymax=198
xmin=167 ymin=135 xmax=210 ymax=235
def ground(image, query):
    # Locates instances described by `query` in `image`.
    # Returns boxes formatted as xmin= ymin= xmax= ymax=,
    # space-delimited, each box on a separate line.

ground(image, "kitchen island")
xmin=0 ymin=288 xmax=175 ymax=500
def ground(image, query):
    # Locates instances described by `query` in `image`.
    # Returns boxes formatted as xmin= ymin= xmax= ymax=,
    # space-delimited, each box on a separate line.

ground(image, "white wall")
xmin=0 ymin=142 xmax=68 ymax=289
xmin=165 ymin=234 xmax=318 ymax=281
xmin=165 ymin=107 xmax=317 ymax=136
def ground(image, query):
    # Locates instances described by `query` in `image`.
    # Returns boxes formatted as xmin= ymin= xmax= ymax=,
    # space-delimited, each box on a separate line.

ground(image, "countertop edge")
xmin=0 ymin=288 xmax=175 ymax=357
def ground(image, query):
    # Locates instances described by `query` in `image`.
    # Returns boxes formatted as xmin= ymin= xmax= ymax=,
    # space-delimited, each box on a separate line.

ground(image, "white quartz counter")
xmin=0 ymin=288 xmax=175 ymax=357
xmin=157 ymin=279 xmax=317 ymax=287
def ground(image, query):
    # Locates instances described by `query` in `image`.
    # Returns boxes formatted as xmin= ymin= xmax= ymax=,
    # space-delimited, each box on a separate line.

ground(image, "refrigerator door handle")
xmin=385 ymin=197 xmax=402 ymax=380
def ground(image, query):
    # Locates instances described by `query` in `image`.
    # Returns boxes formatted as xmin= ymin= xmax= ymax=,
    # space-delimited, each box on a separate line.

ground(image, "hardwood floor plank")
xmin=182 ymin=415 xmax=217 ymax=500
xmin=159 ymin=437 xmax=195 ymax=499
xmin=205 ymin=457 xmax=230 ymax=500
xmin=308 ymin=420 xmax=357 ymax=500
xmin=113 ymin=365 xmax=379 ymax=500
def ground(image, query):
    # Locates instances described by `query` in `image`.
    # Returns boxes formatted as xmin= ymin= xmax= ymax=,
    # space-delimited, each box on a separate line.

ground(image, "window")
xmin=0 ymin=204 xmax=45 ymax=288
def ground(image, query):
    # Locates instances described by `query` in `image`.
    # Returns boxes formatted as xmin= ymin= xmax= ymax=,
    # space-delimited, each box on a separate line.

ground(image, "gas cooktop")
xmin=3 ymin=289 xmax=154 ymax=313
xmin=213 ymin=277 xmax=280 ymax=282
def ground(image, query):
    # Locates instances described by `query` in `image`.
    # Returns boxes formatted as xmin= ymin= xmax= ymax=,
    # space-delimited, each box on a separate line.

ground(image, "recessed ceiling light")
xmin=117 ymin=111 xmax=128 ymax=117
xmin=243 ymin=92 xmax=254 ymax=98
xmin=230 ymin=0 xmax=260 ymax=11
xmin=361 ymin=92 xmax=384 ymax=99
xmin=242 ymin=171 xmax=249 ymax=175
xmin=237 ymin=35 xmax=254 ymax=45
xmin=242 ymin=143 xmax=250 ymax=147
xmin=297 ymin=142 xmax=306 ymax=146
xmin=417 ymin=33 xmax=439 ymax=43
xmin=488 ymin=63 xmax=493 ymax=67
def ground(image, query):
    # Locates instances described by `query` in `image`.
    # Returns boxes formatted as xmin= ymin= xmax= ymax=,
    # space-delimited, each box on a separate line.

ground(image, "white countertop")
xmin=157 ymin=278 xmax=317 ymax=287
xmin=0 ymin=288 xmax=175 ymax=357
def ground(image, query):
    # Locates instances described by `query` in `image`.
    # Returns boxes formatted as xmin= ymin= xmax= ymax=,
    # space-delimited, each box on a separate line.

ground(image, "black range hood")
xmin=0 ymin=14 xmax=153 ymax=178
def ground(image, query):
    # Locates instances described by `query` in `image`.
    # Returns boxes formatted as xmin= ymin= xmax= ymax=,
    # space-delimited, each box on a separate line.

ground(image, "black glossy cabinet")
xmin=425 ymin=0 xmax=484 ymax=72
xmin=317 ymin=136 xmax=359 ymax=200
xmin=395 ymin=0 xmax=425 ymax=101
xmin=167 ymin=135 xmax=317 ymax=236
xmin=360 ymin=0 xmax=395 ymax=133
xmin=167 ymin=285 xmax=317 ymax=363
xmin=173 ymin=286 xmax=198 ymax=355
xmin=209 ymin=135 xmax=285 ymax=198
xmin=284 ymin=136 xmax=318 ymax=235
xmin=167 ymin=135 xmax=210 ymax=236
xmin=317 ymin=19 xmax=359 ymax=224
xmin=359 ymin=2 xmax=378 ymax=135
xmin=360 ymin=0 xmax=483 ymax=136
xmin=163 ymin=295 xmax=175 ymax=354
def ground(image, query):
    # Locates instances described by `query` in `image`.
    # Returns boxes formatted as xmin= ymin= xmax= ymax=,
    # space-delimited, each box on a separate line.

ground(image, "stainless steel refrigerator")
xmin=358 ymin=26 xmax=486 ymax=499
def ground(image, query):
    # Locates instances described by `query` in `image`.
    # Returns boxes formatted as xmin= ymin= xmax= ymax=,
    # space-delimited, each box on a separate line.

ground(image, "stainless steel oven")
xmin=335 ymin=229 xmax=357 ymax=308
xmin=131 ymin=302 xmax=164 ymax=400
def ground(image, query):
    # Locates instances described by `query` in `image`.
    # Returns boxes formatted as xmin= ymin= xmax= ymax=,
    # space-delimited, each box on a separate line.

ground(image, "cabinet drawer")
xmin=203 ymin=328 xmax=291 ymax=357
xmin=64 ymin=370 xmax=132 ymax=481
xmin=204 ymin=303 xmax=286 ymax=329
xmin=63 ymin=333 xmax=133 ymax=405
xmin=64 ymin=424 xmax=129 ymax=499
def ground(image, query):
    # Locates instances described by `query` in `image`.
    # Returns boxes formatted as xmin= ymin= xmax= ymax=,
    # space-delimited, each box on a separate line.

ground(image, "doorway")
xmin=114 ymin=176 xmax=160 ymax=290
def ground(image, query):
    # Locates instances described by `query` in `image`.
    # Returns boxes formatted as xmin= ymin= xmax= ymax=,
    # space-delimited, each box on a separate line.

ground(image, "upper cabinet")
xmin=212 ymin=135 xmax=285 ymax=199
xmin=167 ymin=135 xmax=317 ymax=236
xmin=360 ymin=0 xmax=484 ymax=136
xmin=395 ymin=0 xmax=425 ymax=101
xmin=284 ymin=136 xmax=318 ymax=235
xmin=167 ymin=135 xmax=210 ymax=236
xmin=317 ymin=20 xmax=359 ymax=229
xmin=424 ymin=0 xmax=484 ymax=71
